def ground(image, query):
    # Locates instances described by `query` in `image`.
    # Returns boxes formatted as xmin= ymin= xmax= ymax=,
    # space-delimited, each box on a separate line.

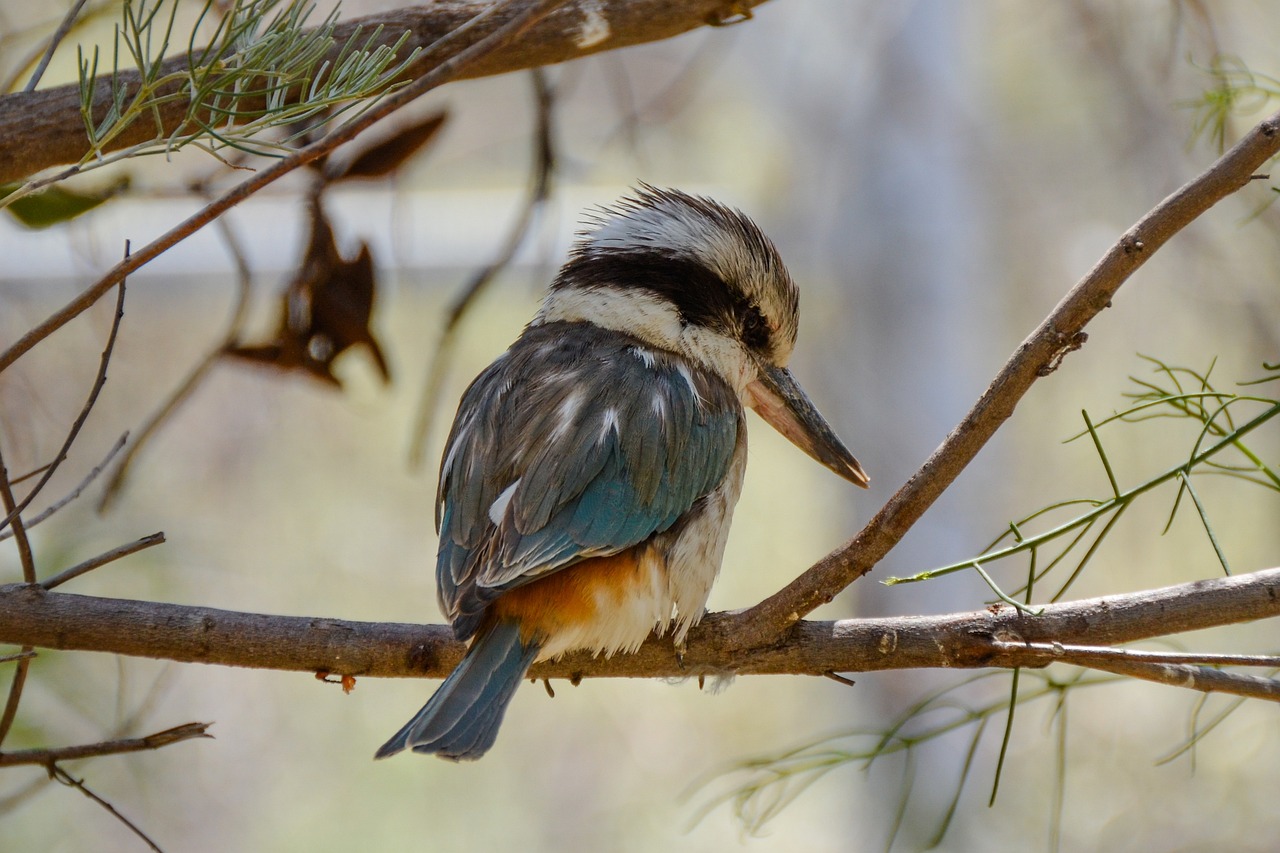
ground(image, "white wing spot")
xmin=439 ymin=427 xmax=469 ymax=489
xmin=630 ymin=346 xmax=657 ymax=369
xmin=488 ymin=479 xmax=521 ymax=526
xmin=652 ymin=391 xmax=667 ymax=419
xmin=553 ymin=392 xmax=582 ymax=439
xmin=598 ymin=408 xmax=620 ymax=443
xmin=676 ymin=363 xmax=704 ymax=408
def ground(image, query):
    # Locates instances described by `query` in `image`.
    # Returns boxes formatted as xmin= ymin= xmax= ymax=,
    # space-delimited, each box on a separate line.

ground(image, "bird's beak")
xmin=746 ymin=363 xmax=869 ymax=488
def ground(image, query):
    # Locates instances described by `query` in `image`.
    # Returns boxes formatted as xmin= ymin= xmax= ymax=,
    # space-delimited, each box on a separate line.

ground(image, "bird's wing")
xmin=435 ymin=322 xmax=741 ymax=638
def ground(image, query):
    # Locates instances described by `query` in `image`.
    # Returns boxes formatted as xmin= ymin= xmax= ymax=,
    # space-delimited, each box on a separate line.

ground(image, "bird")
xmin=376 ymin=186 xmax=868 ymax=761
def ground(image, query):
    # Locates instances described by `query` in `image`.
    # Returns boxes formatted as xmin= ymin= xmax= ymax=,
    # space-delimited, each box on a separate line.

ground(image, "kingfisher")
xmin=376 ymin=186 xmax=868 ymax=761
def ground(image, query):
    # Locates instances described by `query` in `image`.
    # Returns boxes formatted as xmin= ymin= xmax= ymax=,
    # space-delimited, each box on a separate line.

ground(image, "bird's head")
xmin=534 ymin=185 xmax=868 ymax=487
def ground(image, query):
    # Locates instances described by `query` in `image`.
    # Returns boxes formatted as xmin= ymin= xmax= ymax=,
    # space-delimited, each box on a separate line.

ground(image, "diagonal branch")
xmin=725 ymin=108 xmax=1280 ymax=650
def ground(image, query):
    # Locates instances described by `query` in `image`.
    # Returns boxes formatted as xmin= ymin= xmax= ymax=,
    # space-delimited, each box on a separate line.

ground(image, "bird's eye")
xmin=741 ymin=305 xmax=769 ymax=350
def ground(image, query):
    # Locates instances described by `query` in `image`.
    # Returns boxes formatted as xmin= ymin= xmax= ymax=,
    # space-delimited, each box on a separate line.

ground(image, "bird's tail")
xmin=374 ymin=619 xmax=540 ymax=761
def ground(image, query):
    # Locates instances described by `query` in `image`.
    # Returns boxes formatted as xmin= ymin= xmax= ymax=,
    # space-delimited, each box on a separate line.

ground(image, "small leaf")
xmin=1 ymin=177 xmax=130 ymax=229
xmin=329 ymin=110 xmax=448 ymax=181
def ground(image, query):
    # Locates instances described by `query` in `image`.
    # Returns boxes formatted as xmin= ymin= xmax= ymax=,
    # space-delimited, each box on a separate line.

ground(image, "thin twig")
xmin=1064 ymin=656 xmax=1280 ymax=702
xmin=9 ymin=463 xmax=52 ymax=487
xmin=0 ymin=442 xmax=35 ymax=752
xmin=408 ymin=66 xmax=557 ymax=466
xmin=727 ymin=107 xmax=1280 ymax=650
xmin=993 ymin=640 xmax=1280 ymax=668
xmin=99 ymin=205 xmax=256 ymax=511
xmin=23 ymin=0 xmax=91 ymax=93
xmin=0 ymin=434 xmax=126 ymax=542
xmin=0 ymin=721 xmax=212 ymax=767
xmin=0 ymin=445 xmax=36 ymax=583
xmin=40 ymin=532 xmax=166 ymax=591
xmin=0 ymin=654 xmax=31 ymax=749
xmin=50 ymin=765 xmax=165 ymax=852
xmin=0 ymin=650 xmax=36 ymax=665
xmin=0 ymin=0 xmax=570 ymax=378
xmin=1 ymin=275 xmax=128 ymax=531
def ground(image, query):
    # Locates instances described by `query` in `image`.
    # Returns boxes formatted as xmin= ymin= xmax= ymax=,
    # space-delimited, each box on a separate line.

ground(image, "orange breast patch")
xmin=490 ymin=546 xmax=655 ymax=643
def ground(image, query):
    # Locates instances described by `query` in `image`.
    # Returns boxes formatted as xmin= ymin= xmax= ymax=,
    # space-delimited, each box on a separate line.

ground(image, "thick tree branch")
xmin=727 ymin=109 xmax=1280 ymax=648
xmin=0 ymin=0 xmax=770 ymax=185
xmin=0 ymin=569 xmax=1276 ymax=694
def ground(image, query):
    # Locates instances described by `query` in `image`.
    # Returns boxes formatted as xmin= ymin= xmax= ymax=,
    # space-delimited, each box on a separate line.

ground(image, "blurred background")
xmin=2 ymin=0 xmax=1280 ymax=850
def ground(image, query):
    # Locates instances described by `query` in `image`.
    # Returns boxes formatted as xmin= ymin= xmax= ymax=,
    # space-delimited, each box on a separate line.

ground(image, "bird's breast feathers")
xmin=435 ymin=321 xmax=747 ymax=654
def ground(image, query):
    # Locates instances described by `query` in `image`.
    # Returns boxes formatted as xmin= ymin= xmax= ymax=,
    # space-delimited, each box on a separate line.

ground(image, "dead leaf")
xmin=225 ymin=200 xmax=390 ymax=386
xmin=328 ymin=110 xmax=448 ymax=182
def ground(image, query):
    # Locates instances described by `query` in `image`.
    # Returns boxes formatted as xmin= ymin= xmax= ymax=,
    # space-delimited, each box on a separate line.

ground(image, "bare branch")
xmin=408 ymin=67 xmax=557 ymax=466
xmin=50 ymin=765 xmax=165 ymax=852
xmin=22 ymin=0 xmax=90 ymax=93
xmin=1 ymin=278 xmax=127 ymax=531
xmin=993 ymin=641 xmax=1280 ymax=702
xmin=0 ymin=651 xmax=36 ymax=666
xmin=0 ymin=446 xmax=36 ymax=584
xmin=0 ymin=0 xmax=772 ymax=185
xmin=0 ymin=722 xmax=212 ymax=768
xmin=993 ymin=641 xmax=1280 ymax=670
xmin=40 ymin=532 xmax=166 ymax=591
xmin=98 ymin=206 xmax=256 ymax=512
xmin=0 ymin=448 xmax=35 ymax=750
xmin=0 ymin=433 xmax=126 ymax=542
xmin=0 ymin=569 xmax=1275 ymax=686
xmin=0 ymin=653 xmax=30 ymax=749
xmin=729 ymin=108 xmax=1280 ymax=648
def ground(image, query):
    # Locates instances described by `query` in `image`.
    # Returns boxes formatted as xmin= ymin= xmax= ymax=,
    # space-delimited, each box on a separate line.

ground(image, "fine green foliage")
xmin=79 ymin=0 xmax=417 ymax=159
xmin=0 ymin=176 xmax=129 ymax=228
xmin=690 ymin=670 xmax=1115 ymax=850
xmin=699 ymin=358 xmax=1280 ymax=847
xmin=1186 ymin=56 xmax=1280 ymax=152
xmin=884 ymin=357 xmax=1280 ymax=601
xmin=1 ymin=0 xmax=418 ymax=211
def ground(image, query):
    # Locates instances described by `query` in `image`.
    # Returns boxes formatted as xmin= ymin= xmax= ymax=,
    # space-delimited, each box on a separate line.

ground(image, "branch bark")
xmin=0 ymin=722 xmax=211 ymax=768
xmin=0 ymin=0 xmax=770 ymax=185
xmin=0 ymin=569 xmax=1276 ymax=690
xmin=726 ymin=108 xmax=1280 ymax=648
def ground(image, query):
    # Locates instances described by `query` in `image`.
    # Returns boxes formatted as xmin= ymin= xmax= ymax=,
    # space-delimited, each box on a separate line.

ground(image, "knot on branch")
xmin=1037 ymin=331 xmax=1088 ymax=376
xmin=1121 ymin=235 xmax=1147 ymax=255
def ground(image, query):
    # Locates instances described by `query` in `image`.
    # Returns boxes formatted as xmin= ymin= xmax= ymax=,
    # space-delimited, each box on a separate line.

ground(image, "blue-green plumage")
xmin=435 ymin=321 xmax=741 ymax=641
xmin=374 ymin=619 xmax=539 ymax=761
xmin=376 ymin=187 xmax=867 ymax=763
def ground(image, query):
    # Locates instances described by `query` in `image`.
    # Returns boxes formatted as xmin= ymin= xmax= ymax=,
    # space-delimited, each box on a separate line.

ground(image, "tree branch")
xmin=727 ymin=108 xmax=1280 ymax=648
xmin=0 ymin=0 xmax=771 ymax=185
xmin=0 ymin=722 xmax=212 ymax=768
xmin=993 ymin=641 xmax=1280 ymax=701
xmin=0 ymin=569 xmax=1276 ymax=691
